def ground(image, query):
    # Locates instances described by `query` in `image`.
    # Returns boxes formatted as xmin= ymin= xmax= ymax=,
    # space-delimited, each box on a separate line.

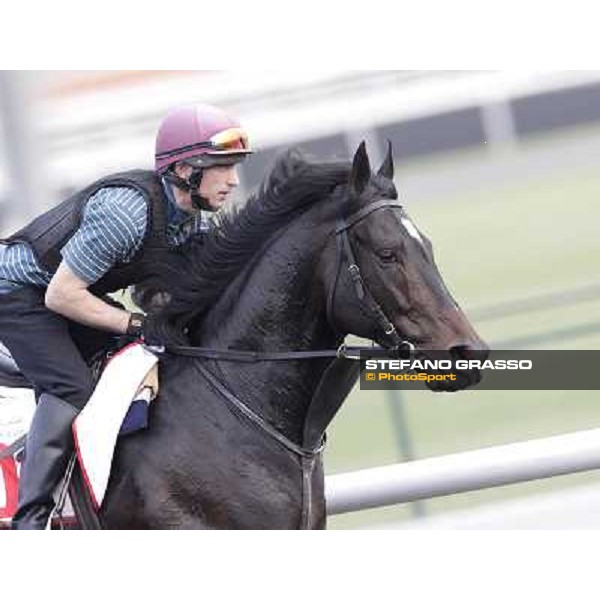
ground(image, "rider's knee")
xmin=49 ymin=371 xmax=95 ymax=411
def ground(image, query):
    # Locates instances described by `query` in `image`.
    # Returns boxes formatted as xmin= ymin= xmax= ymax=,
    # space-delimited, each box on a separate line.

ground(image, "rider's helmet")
xmin=155 ymin=104 xmax=252 ymax=211
xmin=155 ymin=104 xmax=252 ymax=173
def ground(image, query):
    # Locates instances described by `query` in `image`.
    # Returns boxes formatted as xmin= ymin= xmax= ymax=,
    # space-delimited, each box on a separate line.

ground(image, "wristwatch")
xmin=126 ymin=312 xmax=146 ymax=337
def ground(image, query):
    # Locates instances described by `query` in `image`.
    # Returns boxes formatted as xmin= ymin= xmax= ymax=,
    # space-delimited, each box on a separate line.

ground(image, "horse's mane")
xmin=145 ymin=148 xmax=351 ymax=345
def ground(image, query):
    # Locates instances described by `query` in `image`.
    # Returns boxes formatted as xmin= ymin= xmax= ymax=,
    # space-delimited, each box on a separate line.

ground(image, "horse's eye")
xmin=377 ymin=249 xmax=397 ymax=263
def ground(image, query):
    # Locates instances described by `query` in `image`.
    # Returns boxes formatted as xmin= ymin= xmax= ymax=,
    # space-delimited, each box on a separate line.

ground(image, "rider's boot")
xmin=10 ymin=393 xmax=79 ymax=530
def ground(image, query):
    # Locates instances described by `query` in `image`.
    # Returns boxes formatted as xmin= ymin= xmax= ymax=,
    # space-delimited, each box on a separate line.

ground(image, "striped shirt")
xmin=0 ymin=180 xmax=208 ymax=294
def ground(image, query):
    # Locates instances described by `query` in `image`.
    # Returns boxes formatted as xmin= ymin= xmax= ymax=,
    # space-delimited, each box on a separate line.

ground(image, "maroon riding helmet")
xmin=155 ymin=104 xmax=252 ymax=211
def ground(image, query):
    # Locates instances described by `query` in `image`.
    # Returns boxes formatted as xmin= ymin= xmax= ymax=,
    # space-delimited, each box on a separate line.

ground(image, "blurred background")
xmin=1 ymin=70 xmax=599 ymax=528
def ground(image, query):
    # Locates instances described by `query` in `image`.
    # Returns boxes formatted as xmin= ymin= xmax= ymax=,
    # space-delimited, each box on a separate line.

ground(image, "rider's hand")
xmin=125 ymin=312 xmax=147 ymax=342
xmin=125 ymin=312 xmax=166 ymax=347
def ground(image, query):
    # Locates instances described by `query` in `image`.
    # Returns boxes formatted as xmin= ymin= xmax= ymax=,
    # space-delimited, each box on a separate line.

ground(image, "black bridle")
xmin=326 ymin=198 xmax=409 ymax=352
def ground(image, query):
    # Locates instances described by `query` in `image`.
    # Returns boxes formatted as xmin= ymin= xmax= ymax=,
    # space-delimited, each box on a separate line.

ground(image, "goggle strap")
xmin=156 ymin=128 xmax=249 ymax=160
xmin=156 ymin=140 xmax=214 ymax=160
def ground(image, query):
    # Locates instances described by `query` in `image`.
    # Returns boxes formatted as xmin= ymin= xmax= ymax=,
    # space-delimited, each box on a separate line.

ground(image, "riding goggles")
xmin=207 ymin=127 xmax=250 ymax=152
xmin=155 ymin=128 xmax=251 ymax=161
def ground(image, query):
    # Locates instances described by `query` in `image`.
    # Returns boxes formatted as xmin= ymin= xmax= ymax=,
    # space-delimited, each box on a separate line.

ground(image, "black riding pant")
xmin=0 ymin=286 xmax=116 ymax=410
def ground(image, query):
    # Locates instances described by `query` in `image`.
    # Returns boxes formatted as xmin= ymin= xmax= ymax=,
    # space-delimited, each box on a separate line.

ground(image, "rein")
xmin=166 ymin=198 xmax=410 ymax=363
xmin=164 ymin=343 xmax=407 ymax=362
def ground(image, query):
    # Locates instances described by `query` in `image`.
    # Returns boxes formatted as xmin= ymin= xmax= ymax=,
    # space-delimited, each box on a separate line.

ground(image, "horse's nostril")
xmin=450 ymin=343 xmax=490 ymax=361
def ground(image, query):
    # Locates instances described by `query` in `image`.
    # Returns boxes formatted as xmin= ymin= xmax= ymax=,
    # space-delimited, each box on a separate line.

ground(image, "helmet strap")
xmin=188 ymin=169 xmax=217 ymax=213
xmin=163 ymin=170 xmax=191 ymax=192
xmin=164 ymin=167 xmax=218 ymax=213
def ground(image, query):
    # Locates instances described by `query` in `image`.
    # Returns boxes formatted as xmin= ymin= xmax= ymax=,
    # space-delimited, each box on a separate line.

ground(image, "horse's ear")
xmin=377 ymin=140 xmax=394 ymax=180
xmin=350 ymin=141 xmax=371 ymax=196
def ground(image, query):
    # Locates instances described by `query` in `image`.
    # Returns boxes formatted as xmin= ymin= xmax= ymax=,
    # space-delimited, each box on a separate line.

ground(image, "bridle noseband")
xmin=326 ymin=198 xmax=414 ymax=355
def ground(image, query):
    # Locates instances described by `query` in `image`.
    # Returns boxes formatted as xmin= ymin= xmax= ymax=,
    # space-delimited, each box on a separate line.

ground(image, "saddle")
xmin=0 ymin=339 xmax=159 ymax=528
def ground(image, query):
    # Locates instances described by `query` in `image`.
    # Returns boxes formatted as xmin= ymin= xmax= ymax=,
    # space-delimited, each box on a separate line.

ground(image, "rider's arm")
xmin=45 ymin=262 xmax=130 ymax=334
xmin=44 ymin=187 xmax=148 ymax=333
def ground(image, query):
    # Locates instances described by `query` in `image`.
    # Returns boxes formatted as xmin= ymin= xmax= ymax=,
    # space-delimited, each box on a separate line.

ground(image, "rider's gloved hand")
xmin=125 ymin=311 xmax=167 ymax=347
xmin=125 ymin=312 xmax=149 ymax=343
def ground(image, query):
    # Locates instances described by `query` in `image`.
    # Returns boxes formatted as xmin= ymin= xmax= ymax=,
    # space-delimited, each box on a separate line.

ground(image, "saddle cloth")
xmin=0 ymin=341 xmax=158 ymax=525
xmin=0 ymin=387 xmax=35 ymax=523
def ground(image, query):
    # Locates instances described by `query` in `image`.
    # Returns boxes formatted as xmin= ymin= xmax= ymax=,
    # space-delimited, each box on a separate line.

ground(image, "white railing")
xmin=325 ymin=427 xmax=600 ymax=515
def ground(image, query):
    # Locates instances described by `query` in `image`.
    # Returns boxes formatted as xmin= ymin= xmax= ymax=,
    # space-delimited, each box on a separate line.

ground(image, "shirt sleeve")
xmin=61 ymin=187 xmax=148 ymax=284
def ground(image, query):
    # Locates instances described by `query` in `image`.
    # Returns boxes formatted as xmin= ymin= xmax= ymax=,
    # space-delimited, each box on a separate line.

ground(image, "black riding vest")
xmin=2 ymin=170 xmax=170 ymax=296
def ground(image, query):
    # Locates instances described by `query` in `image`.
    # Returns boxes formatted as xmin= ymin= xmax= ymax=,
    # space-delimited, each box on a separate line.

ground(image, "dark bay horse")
xmin=99 ymin=142 xmax=486 ymax=529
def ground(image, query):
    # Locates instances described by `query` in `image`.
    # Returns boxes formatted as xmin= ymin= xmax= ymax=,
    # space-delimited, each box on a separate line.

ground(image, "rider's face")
xmin=172 ymin=163 xmax=240 ymax=213
xmin=198 ymin=165 xmax=240 ymax=211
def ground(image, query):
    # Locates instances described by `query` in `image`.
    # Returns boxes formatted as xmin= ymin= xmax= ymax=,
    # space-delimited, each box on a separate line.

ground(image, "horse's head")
xmin=324 ymin=142 xmax=487 ymax=391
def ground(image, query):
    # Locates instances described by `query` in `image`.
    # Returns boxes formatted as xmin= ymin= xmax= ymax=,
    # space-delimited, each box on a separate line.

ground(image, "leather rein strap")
xmin=165 ymin=343 xmax=396 ymax=362
xmin=167 ymin=198 xmax=410 ymax=364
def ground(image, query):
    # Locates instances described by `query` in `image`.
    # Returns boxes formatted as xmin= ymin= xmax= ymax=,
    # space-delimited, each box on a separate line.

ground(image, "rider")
xmin=0 ymin=104 xmax=252 ymax=529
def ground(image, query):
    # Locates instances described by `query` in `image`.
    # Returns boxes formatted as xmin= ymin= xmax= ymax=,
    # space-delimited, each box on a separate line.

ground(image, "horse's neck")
xmin=195 ymin=218 xmax=338 ymax=444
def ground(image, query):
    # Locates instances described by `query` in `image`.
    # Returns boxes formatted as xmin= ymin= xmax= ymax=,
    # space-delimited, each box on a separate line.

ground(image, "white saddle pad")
xmin=74 ymin=342 xmax=158 ymax=509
